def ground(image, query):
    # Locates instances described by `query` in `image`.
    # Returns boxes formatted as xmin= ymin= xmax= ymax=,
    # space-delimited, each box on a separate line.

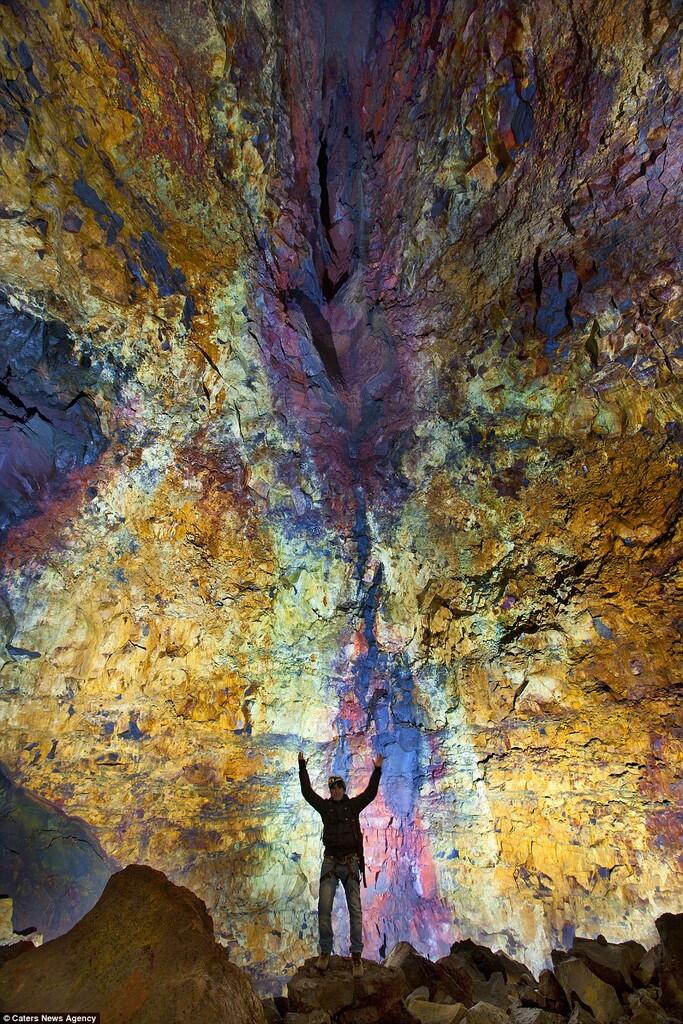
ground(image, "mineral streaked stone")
xmin=0 ymin=0 xmax=680 ymax=987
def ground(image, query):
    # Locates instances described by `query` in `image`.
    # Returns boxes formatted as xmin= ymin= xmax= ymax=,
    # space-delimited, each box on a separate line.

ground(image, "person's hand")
xmin=298 ymin=750 xmax=307 ymax=766
xmin=373 ymin=754 xmax=384 ymax=768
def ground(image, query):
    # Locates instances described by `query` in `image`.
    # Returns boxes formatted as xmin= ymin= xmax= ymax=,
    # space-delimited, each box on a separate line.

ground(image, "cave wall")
xmin=0 ymin=0 xmax=681 ymax=988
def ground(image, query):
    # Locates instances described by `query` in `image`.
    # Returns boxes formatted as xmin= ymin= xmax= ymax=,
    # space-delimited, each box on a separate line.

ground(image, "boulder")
xmin=386 ymin=945 xmax=436 ymax=987
xmin=633 ymin=946 xmax=661 ymax=988
xmin=406 ymin=996 xmax=467 ymax=1024
xmin=433 ymin=989 xmax=459 ymax=1005
xmin=567 ymin=1007 xmax=597 ymax=1024
xmin=0 ymin=864 xmax=266 ymax=1024
xmin=464 ymin=1002 xmax=510 ymax=1024
xmin=285 ymin=1013 xmax=332 ymax=1024
xmin=438 ymin=937 xmax=540 ymax=1011
xmin=625 ymin=989 xmax=678 ymax=1024
xmin=656 ymin=913 xmax=683 ymax=1017
xmin=570 ymin=936 xmax=647 ymax=991
xmin=449 ymin=940 xmax=535 ymax=987
xmin=0 ymin=938 xmax=36 ymax=968
xmin=509 ymin=1009 xmax=566 ymax=1024
xmin=538 ymin=970 xmax=569 ymax=1012
xmin=406 ymin=987 xmax=432 ymax=1003
xmin=386 ymin=942 xmax=472 ymax=1004
xmin=471 ymin=972 xmax=511 ymax=1009
xmin=287 ymin=955 xmax=413 ymax=1023
xmin=440 ymin=941 xmax=535 ymax=1009
xmin=263 ymin=996 xmax=285 ymax=1022
xmin=554 ymin=958 xmax=623 ymax=1024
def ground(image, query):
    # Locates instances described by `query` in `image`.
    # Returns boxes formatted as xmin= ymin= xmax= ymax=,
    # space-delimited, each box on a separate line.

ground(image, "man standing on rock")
xmin=298 ymin=749 xmax=384 ymax=978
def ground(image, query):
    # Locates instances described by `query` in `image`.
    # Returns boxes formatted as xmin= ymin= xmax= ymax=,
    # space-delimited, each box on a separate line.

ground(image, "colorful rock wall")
xmin=0 ymin=0 xmax=681 ymax=989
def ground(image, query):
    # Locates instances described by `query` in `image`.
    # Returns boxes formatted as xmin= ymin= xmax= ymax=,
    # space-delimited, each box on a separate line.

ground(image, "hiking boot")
xmin=317 ymin=954 xmax=330 ymax=971
xmin=352 ymin=955 xmax=364 ymax=978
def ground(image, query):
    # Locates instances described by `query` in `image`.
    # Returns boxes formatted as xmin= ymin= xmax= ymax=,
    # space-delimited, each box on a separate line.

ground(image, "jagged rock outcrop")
xmin=0 ymin=0 xmax=680 ymax=984
xmin=287 ymin=955 xmax=415 ymax=1023
xmin=0 ymin=863 xmax=266 ymax=1022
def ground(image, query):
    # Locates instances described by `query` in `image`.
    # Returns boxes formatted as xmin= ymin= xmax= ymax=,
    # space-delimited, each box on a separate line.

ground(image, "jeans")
xmin=318 ymin=855 xmax=363 ymax=955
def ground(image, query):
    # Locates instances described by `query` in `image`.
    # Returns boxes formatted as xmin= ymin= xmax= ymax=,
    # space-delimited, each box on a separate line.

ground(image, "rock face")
xmin=0 ymin=764 xmax=115 ymax=940
xmin=0 ymin=863 xmax=266 ymax=1023
xmin=0 ymin=0 xmax=681 ymax=986
xmin=0 ymin=894 xmax=41 ymax=949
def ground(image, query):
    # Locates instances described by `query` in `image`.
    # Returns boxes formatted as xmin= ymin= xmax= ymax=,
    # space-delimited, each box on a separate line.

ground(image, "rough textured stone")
xmin=263 ymin=996 xmax=286 ymax=1023
xmin=538 ymin=971 xmax=567 ymax=1009
xmin=388 ymin=942 xmax=472 ymax=1004
xmin=634 ymin=945 xmax=661 ymax=988
xmin=656 ymin=913 xmax=683 ymax=1018
xmin=288 ymin=956 xmax=411 ymax=1023
xmin=406 ymin=998 xmax=467 ymax=1024
xmin=406 ymin=987 xmax=432 ymax=1003
xmin=510 ymin=1009 xmax=566 ymax=1024
xmin=567 ymin=1008 xmax=597 ymax=1024
xmin=464 ymin=1002 xmax=510 ymax=1024
xmin=0 ymin=765 xmax=115 ymax=940
xmin=554 ymin=958 xmax=623 ymax=1024
xmin=569 ymin=935 xmax=647 ymax=991
xmin=0 ymin=0 xmax=680 ymax=989
xmin=285 ymin=1012 xmax=332 ymax=1024
xmin=439 ymin=940 xmax=535 ymax=1008
xmin=0 ymin=864 xmax=266 ymax=1023
xmin=625 ymin=990 xmax=677 ymax=1024
xmin=0 ymin=938 xmax=36 ymax=968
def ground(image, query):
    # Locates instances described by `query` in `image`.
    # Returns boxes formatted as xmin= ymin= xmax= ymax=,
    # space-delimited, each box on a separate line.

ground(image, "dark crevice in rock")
xmin=289 ymin=288 xmax=345 ymax=385
xmin=0 ymin=375 xmax=55 ymax=426
xmin=317 ymin=134 xmax=334 ymax=246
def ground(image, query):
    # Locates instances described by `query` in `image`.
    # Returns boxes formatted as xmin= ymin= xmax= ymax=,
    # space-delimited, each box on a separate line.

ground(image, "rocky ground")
xmin=270 ymin=920 xmax=683 ymax=1024
xmin=0 ymin=866 xmax=681 ymax=1024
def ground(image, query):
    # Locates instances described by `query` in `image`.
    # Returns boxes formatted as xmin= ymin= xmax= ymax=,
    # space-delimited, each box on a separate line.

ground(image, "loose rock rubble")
xmin=272 ymin=917 xmax=683 ymax=1024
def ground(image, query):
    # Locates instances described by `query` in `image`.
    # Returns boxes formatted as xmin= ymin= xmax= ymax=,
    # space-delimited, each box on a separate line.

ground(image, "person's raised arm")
xmin=298 ymin=751 xmax=327 ymax=813
xmin=352 ymin=754 xmax=384 ymax=812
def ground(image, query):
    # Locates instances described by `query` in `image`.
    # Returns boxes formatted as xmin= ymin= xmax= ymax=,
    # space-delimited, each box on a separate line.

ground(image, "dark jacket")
xmin=299 ymin=763 xmax=382 ymax=857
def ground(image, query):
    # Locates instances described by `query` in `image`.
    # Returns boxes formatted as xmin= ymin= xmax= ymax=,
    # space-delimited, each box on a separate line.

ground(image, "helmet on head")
xmin=328 ymin=775 xmax=346 ymax=791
